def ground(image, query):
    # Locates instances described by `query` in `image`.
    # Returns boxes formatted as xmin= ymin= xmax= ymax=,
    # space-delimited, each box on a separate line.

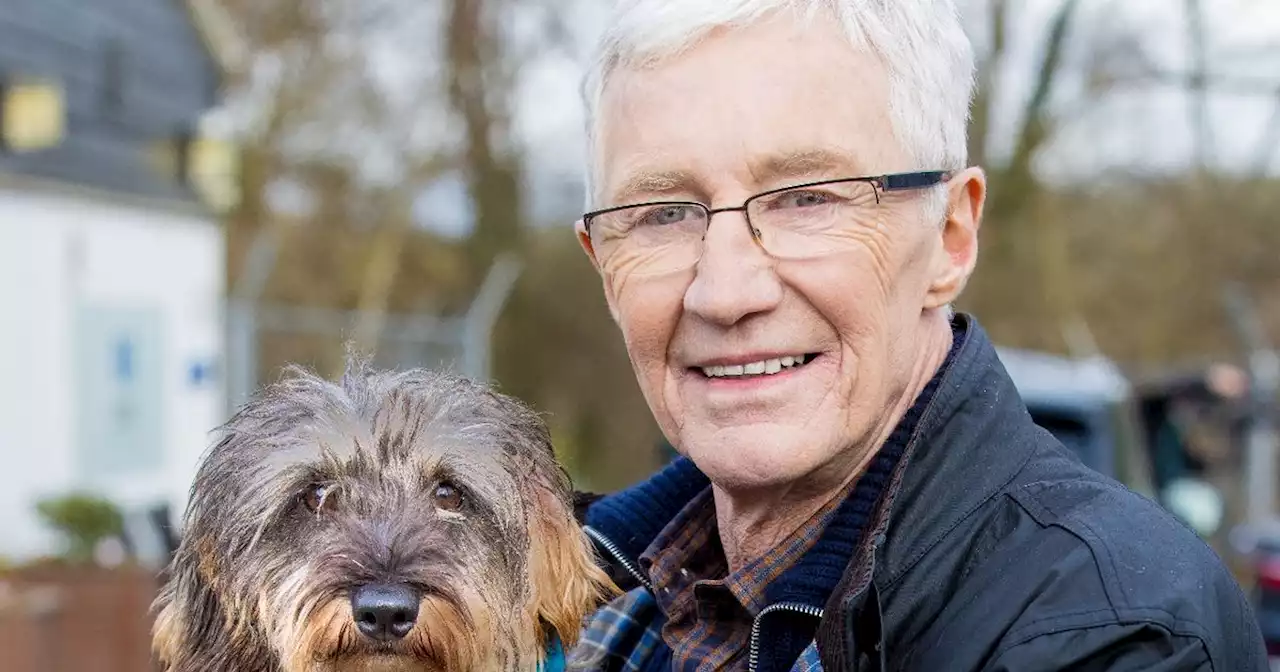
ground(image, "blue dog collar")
xmin=538 ymin=632 xmax=566 ymax=672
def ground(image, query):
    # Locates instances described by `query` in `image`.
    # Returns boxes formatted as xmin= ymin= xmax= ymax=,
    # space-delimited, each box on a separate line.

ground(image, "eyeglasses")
xmin=582 ymin=171 xmax=951 ymax=276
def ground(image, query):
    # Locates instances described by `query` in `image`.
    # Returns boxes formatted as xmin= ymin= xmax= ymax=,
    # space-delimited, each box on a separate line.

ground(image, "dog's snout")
xmin=351 ymin=584 xmax=420 ymax=641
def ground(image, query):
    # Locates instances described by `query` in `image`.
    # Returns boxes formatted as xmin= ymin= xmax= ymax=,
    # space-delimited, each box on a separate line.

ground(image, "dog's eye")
xmin=433 ymin=482 xmax=463 ymax=512
xmin=303 ymin=484 xmax=335 ymax=512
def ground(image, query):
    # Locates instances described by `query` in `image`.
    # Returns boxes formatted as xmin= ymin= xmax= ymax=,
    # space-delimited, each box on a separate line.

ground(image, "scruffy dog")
xmin=152 ymin=359 xmax=616 ymax=671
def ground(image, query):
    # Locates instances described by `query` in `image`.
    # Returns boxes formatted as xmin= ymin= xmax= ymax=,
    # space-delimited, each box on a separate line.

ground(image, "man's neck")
xmin=712 ymin=316 xmax=954 ymax=572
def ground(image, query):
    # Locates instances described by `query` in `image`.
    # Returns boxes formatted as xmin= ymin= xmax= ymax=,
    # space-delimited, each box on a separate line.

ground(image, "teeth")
xmin=701 ymin=355 xmax=809 ymax=378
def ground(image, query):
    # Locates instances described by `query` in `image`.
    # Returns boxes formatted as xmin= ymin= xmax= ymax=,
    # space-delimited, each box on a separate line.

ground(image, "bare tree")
xmin=960 ymin=0 xmax=1086 ymax=351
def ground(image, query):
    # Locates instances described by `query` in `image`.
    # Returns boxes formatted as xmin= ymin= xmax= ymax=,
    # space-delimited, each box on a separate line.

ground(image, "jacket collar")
xmin=872 ymin=316 xmax=1037 ymax=588
xmin=583 ymin=454 xmax=709 ymax=571
xmin=815 ymin=315 xmax=1041 ymax=669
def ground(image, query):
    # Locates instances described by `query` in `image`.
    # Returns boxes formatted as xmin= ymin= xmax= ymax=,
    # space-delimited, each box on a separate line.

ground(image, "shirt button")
xmin=680 ymin=568 xmax=690 ymax=578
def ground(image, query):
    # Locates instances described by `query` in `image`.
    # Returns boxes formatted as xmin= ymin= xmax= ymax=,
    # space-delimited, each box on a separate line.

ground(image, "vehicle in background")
xmin=1255 ymin=546 xmax=1280 ymax=660
xmin=998 ymin=347 xmax=1224 ymax=539
xmin=1228 ymin=521 xmax=1280 ymax=663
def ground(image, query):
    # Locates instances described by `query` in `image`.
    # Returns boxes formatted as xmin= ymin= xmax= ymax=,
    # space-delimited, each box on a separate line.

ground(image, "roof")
xmin=0 ymin=0 xmax=228 ymax=207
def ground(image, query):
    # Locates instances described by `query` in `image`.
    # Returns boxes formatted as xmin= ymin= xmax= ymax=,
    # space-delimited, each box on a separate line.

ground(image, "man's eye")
xmin=639 ymin=205 xmax=695 ymax=226
xmin=771 ymin=190 xmax=833 ymax=209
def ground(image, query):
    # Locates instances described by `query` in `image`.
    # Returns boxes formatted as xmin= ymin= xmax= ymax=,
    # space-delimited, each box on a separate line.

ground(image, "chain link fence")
xmin=225 ymin=252 xmax=522 ymax=408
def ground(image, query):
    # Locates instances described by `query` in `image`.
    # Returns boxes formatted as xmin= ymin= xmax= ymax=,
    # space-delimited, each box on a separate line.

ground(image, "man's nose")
xmin=683 ymin=209 xmax=783 ymax=326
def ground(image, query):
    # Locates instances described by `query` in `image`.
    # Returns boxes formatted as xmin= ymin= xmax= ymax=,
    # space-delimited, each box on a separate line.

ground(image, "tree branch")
xmin=968 ymin=0 xmax=1008 ymax=167
xmin=1184 ymin=0 xmax=1213 ymax=171
xmin=1006 ymin=0 xmax=1079 ymax=176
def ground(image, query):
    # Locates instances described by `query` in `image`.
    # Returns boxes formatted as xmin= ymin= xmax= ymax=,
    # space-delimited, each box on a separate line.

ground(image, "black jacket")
xmin=578 ymin=315 xmax=1268 ymax=670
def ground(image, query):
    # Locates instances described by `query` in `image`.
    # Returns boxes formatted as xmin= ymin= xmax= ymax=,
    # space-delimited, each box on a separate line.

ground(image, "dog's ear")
xmin=526 ymin=483 xmax=620 ymax=649
xmin=151 ymin=535 xmax=254 ymax=670
xmin=151 ymin=578 xmax=184 ymax=668
xmin=152 ymin=535 xmax=221 ymax=669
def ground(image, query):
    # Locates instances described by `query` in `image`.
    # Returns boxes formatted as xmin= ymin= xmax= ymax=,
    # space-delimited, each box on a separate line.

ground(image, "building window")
xmin=0 ymin=77 xmax=66 ymax=152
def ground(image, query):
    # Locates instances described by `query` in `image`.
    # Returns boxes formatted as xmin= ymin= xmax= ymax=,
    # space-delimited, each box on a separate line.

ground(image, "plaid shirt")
xmin=568 ymin=588 xmax=824 ymax=672
xmin=638 ymin=486 xmax=842 ymax=671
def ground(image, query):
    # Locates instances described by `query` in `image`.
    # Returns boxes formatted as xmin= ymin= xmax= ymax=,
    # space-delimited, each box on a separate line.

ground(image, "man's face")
xmin=581 ymin=14 xmax=982 ymax=491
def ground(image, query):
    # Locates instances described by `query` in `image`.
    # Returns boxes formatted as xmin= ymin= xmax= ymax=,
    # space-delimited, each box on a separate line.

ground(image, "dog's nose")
xmin=351 ymin=583 xmax=420 ymax=641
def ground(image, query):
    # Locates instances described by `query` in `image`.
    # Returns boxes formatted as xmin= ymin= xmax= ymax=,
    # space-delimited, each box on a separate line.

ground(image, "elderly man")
xmin=566 ymin=1 xmax=1266 ymax=670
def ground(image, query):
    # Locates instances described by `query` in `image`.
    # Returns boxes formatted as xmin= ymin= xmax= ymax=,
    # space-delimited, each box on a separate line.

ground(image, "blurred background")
xmin=0 ymin=0 xmax=1277 ymax=668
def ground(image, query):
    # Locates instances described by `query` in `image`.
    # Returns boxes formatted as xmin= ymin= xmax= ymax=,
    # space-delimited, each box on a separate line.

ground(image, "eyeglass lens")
xmin=588 ymin=179 xmax=882 ymax=275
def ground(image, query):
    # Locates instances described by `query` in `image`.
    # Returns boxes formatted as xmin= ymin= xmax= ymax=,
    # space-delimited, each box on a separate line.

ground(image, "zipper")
xmin=583 ymin=525 xmax=827 ymax=670
xmin=748 ymin=601 xmax=824 ymax=672
xmin=582 ymin=525 xmax=653 ymax=592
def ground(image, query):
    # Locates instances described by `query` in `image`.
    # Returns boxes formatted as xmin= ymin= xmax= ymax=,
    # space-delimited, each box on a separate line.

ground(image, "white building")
xmin=0 ymin=0 xmax=236 ymax=563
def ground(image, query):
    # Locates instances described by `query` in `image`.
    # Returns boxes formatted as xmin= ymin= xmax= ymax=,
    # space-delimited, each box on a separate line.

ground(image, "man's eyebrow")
xmin=753 ymin=149 xmax=860 ymax=183
xmin=608 ymin=169 xmax=699 ymax=206
xmin=604 ymin=149 xmax=860 ymax=206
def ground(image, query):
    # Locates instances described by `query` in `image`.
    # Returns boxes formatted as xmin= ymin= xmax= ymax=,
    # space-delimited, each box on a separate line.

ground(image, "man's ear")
xmin=574 ymin=219 xmax=598 ymax=271
xmin=924 ymin=167 xmax=986 ymax=310
xmin=575 ymin=219 xmax=622 ymax=323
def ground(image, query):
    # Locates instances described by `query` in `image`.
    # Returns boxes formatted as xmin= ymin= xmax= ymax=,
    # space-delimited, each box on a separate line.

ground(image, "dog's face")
xmin=153 ymin=362 xmax=616 ymax=672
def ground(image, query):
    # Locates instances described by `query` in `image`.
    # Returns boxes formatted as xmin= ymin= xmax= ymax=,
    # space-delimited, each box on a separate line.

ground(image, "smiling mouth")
xmin=696 ymin=354 xmax=819 ymax=379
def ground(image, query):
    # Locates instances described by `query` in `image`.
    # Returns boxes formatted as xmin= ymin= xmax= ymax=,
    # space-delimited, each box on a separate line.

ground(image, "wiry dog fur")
xmin=152 ymin=359 xmax=617 ymax=671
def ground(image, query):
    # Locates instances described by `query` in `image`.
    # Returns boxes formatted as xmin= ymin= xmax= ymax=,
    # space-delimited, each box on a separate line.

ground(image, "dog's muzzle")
xmin=351 ymin=584 xmax=420 ymax=641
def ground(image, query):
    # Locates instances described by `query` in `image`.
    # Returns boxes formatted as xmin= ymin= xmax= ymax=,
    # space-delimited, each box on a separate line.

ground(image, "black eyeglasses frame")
xmin=581 ymin=170 xmax=953 ymax=238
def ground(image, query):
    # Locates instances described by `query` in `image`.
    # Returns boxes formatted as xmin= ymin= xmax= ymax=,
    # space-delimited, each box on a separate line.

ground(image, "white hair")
xmin=580 ymin=0 xmax=976 ymax=216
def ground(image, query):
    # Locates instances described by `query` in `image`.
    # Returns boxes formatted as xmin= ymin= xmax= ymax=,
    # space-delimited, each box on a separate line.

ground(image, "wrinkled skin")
xmin=578 ymin=13 xmax=986 ymax=563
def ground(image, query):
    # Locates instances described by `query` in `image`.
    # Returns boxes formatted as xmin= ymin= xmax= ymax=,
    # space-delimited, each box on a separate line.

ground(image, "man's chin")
xmin=686 ymin=438 xmax=829 ymax=493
